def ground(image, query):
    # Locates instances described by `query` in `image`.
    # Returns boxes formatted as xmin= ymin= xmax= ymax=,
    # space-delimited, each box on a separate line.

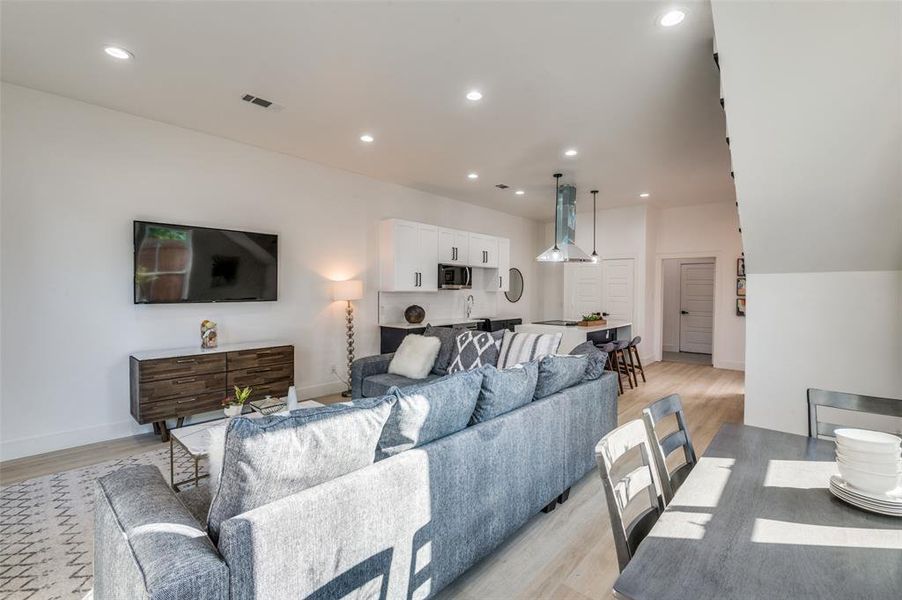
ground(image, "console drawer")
xmin=138 ymin=354 xmax=226 ymax=383
xmin=227 ymin=346 xmax=293 ymax=371
xmin=140 ymin=372 xmax=226 ymax=404
xmin=227 ymin=363 xmax=293 ymax=390
xmin=137 ymin=391 xmax=224 ymax=423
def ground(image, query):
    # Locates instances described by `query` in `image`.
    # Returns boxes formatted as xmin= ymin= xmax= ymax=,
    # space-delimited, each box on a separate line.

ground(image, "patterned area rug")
xmin=0 ymin=447 xmax=208 ymax=600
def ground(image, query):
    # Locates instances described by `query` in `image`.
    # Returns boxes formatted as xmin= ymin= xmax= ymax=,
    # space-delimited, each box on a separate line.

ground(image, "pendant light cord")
xmin=591 ymin=189 xmax=598 ymax=255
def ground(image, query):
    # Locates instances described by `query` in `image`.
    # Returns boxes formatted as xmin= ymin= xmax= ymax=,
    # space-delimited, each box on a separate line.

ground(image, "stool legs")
xmin=625 ymin=347 xmax=639 ymax=387
xmin=618 ymin=348 xmax=634 ymax=390
xmin=607 ymin=353 xmax=624 ymax=394
xmin=630 ymin=345 xmax=646 ymax=382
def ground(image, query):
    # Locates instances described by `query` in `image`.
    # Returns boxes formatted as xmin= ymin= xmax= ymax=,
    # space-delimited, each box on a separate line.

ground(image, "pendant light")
xmin=590 ymin=189 xmax=599 ymax=263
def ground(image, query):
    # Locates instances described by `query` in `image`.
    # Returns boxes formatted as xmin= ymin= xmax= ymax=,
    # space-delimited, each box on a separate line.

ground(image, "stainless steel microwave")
xmin=438 ymin=265 xmax=472 ymax=290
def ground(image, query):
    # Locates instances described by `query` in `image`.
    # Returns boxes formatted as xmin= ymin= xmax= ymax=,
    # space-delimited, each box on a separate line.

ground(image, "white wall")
xmin=0 ymin=84 xmax=543 ymax=459
xmin=745 ymin=271 xmax=902 ymax=435
xmin=653 ymin=203 xmax=745 ymax=370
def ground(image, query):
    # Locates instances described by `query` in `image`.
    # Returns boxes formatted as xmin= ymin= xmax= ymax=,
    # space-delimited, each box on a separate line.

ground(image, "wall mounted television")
xmin=134 ymin=221 xmax=278 ymax=304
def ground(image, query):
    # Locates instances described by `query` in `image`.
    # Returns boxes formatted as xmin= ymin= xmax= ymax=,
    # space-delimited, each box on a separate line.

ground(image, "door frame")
xmin=652 ymin=251 xmax=722 ymax=366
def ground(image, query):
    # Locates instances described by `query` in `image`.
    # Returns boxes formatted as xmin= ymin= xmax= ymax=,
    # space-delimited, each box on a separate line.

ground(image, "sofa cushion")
xmin=534 ymin=354 xmax=589 ymax=399
xmin=497 ymin=330 xmax=563 ymax=369
xmin=206 ymin=396 xmax=394 ymax=543
xmin=424 ymin=325 xmax=466 ymax=375
xmin=447 ymin=331 xmax=500 ymax=373
xmin=570 ymin=341 xmax=609 ymax=381
xmin=377 ymin=369 xmax=484 ymax=459
xmin=470 ymin=362 xmax=540 ymax=424
xmin=388 ymin=334 xmax=442 ymax=379
xmin=362 ymin=372 xmax=441 ymax=398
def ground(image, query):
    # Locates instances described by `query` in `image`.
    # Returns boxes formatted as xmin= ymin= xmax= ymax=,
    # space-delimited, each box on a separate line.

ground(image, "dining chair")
xmin=595 ymin=419 xmax=666 ymax=572
xmin=641 ymin=394 xmax=698 ymax=504
xmin=807 ymin=388 xmax=902 ymax=439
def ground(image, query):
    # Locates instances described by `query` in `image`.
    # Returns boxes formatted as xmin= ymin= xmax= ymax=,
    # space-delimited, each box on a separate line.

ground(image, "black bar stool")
xmin=601 ymin=341 xmax=633 ymax=392
xmin=626 ymin=336 xmax=646 ymax=384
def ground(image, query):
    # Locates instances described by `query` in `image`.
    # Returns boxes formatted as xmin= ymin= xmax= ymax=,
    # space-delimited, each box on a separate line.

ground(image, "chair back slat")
xmin=642 ymin=394 xmax=698 ymax=504
xmin=808 ymin=389 xmax=902 ymax=439
xmin=596 ymin=420 xmax=665 ymax=572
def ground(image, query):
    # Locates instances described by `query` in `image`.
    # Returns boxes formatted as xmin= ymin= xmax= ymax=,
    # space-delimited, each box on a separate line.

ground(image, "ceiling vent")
xmin=495 ymin=183 xmax=510 ymax=189
xmin=241 ymin=94 xmax=284 ymax=111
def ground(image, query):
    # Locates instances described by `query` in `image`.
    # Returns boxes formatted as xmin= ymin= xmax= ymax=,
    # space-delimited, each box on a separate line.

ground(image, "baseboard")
xmin=1 ymin=380 xmax=350 ymax=461
xmin=0 ymin=418 xmax=143 ymax=462
xmin=714 ymin=359 xmax=745 ymax=371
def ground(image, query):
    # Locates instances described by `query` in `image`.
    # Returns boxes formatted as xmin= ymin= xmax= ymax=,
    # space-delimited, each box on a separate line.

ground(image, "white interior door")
xmin=679 ymin=262 xmax=714 ymax=354
xmin=602 ymin=259 xmax=635 ymax=323
xmin=564 ymin=263 xmax=603 ymax=320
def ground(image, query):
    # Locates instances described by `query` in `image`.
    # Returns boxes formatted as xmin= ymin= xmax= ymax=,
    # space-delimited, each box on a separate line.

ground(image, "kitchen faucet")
xmin=466 ymin=294 xmax=474 ymax=319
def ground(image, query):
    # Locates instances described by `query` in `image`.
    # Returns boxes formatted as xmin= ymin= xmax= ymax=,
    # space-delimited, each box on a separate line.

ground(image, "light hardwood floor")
xmin=0 ymin=361 xmax=743 ymax=600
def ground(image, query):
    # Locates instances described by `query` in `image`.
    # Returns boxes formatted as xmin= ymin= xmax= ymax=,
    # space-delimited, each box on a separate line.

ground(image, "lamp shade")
xmin=333 ymin=279 xmax=363 ymax=301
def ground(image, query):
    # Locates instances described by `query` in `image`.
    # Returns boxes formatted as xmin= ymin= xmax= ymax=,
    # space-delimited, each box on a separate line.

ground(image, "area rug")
xmin=0 ymin=447 xmax=208 ymax=600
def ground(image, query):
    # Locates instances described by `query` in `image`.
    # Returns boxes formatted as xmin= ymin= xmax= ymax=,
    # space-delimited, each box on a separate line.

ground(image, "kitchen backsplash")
xmin=378 ymin=290 xmax=498 ymax=324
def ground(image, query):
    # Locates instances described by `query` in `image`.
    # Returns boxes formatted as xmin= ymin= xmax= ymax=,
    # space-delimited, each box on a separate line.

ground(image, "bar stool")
xmin=601 ymin=341 xmax=633 ymax=392
xmin=626 ymin=336 xmax=646 ymax=384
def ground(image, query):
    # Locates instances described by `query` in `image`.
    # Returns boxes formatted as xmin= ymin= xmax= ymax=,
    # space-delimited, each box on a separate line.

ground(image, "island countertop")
xmin=515 ymin=320 xmax=633 ymax=352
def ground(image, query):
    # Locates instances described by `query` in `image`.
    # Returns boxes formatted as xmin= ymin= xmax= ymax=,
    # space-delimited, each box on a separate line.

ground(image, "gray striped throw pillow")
xmin=496 ymin=330 xmax=563 ymax=369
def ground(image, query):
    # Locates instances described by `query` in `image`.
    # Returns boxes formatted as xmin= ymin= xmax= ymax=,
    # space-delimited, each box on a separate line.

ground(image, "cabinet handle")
xmin=176 ymin=359 xmax=197 ymax=364
xmin=499 ymin=276 xmax=502 ymax=288
xmin=246 ymin=367 xmax=272 ymax=374
xmin=175 ymin=378 xmax=196 ymax=384
xmin=176 ymin=398 xmax=197 ymax=405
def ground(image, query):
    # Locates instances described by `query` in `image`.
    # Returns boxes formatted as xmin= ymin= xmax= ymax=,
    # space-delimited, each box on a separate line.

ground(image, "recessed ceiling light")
xmin=104 ymin=46 xmax=132 ymax=60
xmin=467 ymin=172 xmax=479 ymax=180
xmin=515 ymin=190 xmax=525 ymax=195
xmin=639 ymin=192 xmax=651 ymax=198
xmin=359 ymin=134 xmax=374 ymax=143
xmin=466 ymin=90 xmax=483 ymax=101
xmin=564 ymin=148 xmax=578 ymax=157
xmin=659 ymin=10 xmax=686 ymax=27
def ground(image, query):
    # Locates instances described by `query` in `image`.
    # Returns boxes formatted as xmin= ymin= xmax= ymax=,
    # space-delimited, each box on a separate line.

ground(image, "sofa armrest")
xmin=93 ymin=465 xmax=229 ymax=600
xmin=351 ymin=352 xmax=394 ymax=398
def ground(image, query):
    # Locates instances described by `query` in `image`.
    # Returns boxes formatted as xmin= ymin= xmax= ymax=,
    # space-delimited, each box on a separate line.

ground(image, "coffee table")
xmin=169 ymin=399 xmax=324 ymax=491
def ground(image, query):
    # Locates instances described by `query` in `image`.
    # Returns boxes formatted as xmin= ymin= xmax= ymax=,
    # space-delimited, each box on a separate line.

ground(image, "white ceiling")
xmin=1 ymin=0 xmax=735 ymax=220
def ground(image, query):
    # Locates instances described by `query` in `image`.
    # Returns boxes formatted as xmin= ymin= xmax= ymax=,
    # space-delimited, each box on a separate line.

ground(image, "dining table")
xmin=613 ymin=423 xmax=902 ymax=599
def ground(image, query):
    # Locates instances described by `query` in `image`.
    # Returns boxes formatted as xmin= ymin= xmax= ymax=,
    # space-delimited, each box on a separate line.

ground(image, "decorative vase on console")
xmin=405 ymin=305 xmax=425 ymax=324
xmin=201 ymin=320 xmax=218 ymax=349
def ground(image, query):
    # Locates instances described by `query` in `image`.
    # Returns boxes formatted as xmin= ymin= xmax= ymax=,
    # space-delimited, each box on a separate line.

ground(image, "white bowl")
xmin=837 ymin=463 xmax=902 ymax=494
xmin=837 ymin=453 xmax=902 ymax=477
xmin=835 ymin=428 xmax=901 ymax=454
xmin=835 ymin=445 xmax=901 ymax=465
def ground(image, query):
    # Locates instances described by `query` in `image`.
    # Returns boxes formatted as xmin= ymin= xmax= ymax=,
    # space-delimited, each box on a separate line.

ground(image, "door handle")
xmin=499 ymin=276 xmax=502 ymax=288
xmin=681 ymin=310 xmax=689 ymax=315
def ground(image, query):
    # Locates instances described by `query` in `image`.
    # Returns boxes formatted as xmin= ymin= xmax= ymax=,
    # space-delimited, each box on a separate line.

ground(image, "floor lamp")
xmin=333 ymin=279 xmax=363 ymax=397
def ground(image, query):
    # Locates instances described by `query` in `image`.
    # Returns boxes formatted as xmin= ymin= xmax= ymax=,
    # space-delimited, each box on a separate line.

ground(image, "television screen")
xmin=134 ymin=221 xmax=278 ymax=303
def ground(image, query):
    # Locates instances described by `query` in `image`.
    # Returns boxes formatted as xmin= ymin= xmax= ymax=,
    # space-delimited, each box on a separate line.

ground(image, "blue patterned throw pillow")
xmin=447 ymin=331 xmax=500 ymax=373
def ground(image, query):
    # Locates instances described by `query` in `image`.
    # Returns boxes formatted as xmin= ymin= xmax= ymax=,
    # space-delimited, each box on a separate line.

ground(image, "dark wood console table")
xmin=130 ymin=341 xmax=294 ymax=441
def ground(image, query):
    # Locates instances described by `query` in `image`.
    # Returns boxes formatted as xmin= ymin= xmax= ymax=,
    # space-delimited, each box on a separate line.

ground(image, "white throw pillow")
xmin=497 ymin=331 xmax=563 ymax=369
xmin=388 ymin=334 xmax=442 ymax=379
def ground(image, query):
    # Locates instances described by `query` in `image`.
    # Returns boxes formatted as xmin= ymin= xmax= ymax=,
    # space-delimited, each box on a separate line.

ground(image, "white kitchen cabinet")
xmin=468 ymin=233 xmax=499 ymax=268
xmin=496 ymin=238 xmax=510 ymax=292
xmin=380 ymin=219 xmax=438 ymax=291
xmin=438 ymin=227 xmax=470 ymax=265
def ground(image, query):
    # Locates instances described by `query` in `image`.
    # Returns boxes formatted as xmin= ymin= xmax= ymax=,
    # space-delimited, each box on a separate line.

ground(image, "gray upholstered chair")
xmin=807 ymin=388 xmax=902 ymax=439
xmin=641 ymin=394 xmax=697 ymax=504
xmin=595 ymin=419 xmax=665 ymax=572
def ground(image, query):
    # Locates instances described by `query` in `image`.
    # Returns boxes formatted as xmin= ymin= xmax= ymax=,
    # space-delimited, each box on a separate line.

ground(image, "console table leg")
xmin=152 ymin=422 xmax=161 ymax=435
xmin=159 ymin=421 xmax=170 ymax=442
xmin=176 ymin=417 xmax=185 ymax=428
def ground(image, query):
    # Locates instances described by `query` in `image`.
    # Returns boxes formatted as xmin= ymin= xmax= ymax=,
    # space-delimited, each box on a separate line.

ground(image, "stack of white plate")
xmin=831 ymin=428 xmax=902 ymax=516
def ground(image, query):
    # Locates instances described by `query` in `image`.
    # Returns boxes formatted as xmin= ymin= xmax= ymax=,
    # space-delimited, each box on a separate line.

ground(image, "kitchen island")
xmin=515 ymin=320 xmax=632 ymax=353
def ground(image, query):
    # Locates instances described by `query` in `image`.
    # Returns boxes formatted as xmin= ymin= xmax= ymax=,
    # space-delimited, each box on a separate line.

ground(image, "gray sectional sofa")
xmin=94 ymin=364 xmax=618 ymax=599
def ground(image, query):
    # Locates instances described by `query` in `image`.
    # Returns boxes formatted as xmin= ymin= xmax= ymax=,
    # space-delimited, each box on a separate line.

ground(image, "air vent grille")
xmin=495 ymin=183 xmax=509 ymax=189
xmin=241 ymin=94 xmax=283 ymax=111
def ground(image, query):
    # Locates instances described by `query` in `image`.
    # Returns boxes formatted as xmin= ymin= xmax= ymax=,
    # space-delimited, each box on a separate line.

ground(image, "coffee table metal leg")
xmin=194 ymin=458 xmax=199 ymax=488
xmin=170 ymin=437 xmax=176 ymax=491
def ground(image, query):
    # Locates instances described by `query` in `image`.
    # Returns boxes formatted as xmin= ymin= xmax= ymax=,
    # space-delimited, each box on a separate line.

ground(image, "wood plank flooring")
xmin=0 ymin=361 xmax=743 ymax=600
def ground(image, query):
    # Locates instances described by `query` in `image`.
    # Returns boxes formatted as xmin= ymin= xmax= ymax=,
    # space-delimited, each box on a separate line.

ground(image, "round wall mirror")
xmin=505 ymin=268 xmax=524 ymax=303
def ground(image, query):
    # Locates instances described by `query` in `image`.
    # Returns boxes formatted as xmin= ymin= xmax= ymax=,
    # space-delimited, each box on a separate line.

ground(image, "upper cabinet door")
xmin=417 ymin=224 xmax=438 ymax=291
xmin=438 ymin=228 xmax=470 ymax=265
xmin=468 ymin=233 xmax=498 ymax=267
xmin=497 ymin=238 xmax=510 ymax=292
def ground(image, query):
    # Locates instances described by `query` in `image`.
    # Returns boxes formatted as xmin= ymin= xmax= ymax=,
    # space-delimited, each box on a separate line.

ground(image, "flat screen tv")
xmin=134 ymin=221 xmax=278 ymax=304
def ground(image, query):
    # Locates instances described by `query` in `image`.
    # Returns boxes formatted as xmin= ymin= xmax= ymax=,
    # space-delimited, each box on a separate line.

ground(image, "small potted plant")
xmin=223 ymin=385 xmax=252 ymax=418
